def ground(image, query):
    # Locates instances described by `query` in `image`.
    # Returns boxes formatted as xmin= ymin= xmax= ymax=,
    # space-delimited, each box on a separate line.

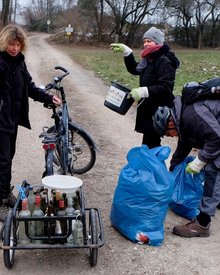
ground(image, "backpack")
xmin=181 ymin=77 xmax=220 ymax=105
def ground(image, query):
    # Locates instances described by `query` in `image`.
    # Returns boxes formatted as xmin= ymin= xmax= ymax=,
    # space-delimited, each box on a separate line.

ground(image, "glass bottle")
xmin=74 ymin=191 xmax=80 ymax=210
xmin=54 ymin=190 xmax=61 ymax=215
xmin=41 ymin=189 xmax=48 ymax=213
xmin=55 ymin=220 xmax=62 ymax=238
xmin=27 ymin=186 xmax=35 ymax=214
xmin=73 ymin=211 xmax=84 ymax=245
xmin=62 ymin=193 xmax=67 ymax=208
xmin=57 ymin=195 xmax=67 ymax=243
xmin=18 ymin=198 xmax=31 ymax=245
xmin=31 ymin=195 xmax=44 ymax=244
xmin=66 ymin=196 xmax=75 ymax=244
xmin=66 ymin=196 xmax=75 ymax=216
xmin=44 ymin=204 xmax=56 ymax=244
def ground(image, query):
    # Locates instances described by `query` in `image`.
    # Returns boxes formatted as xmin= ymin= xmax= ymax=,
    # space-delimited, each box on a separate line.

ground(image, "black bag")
xmin=181 ymin=77 xmax=220 ymax=105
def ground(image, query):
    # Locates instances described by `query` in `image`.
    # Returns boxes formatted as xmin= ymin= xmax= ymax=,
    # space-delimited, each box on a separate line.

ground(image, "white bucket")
xmin=42 ymin=175 xmax=83 ymax=200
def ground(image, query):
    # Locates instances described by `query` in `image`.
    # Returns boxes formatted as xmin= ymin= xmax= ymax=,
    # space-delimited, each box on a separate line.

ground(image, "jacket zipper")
xmin=0 ymin=100 xmax=3 ymax=112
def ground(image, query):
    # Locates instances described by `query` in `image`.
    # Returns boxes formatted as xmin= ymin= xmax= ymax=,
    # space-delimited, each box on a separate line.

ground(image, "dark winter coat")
xmin=170 ymin=96 xmax=220 ymax=170
xmin=124 ymin=44 xmax=179 ymax=134
xmin=0 ymin=51 xmax=53 ymax=133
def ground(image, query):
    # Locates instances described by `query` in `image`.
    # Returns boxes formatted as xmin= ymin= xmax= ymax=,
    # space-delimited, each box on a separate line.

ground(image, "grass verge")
xmin=54 ymin=44 xmax=220 ymax=96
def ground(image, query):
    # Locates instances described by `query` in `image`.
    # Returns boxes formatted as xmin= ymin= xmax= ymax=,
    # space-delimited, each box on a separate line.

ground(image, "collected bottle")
xmin=31 ymin=195 xmax=44 ymax=244
xmin=56 ymin=195 xmax=67 ymax=243
xmin=44 ymin=204 xmax=56 ymax=244
xmin=18 ymin=198 xmax=31 ymax=245
xmin=54 ymin=190 xmax=61 ymax=215
xmin=74 ymin=191 xmax=80 ymax=210
xmin=66 ymin=196 xmax=75 ymax=216
xmin=41 ymin=189 xmax=48 ymax=213
xmin=66 ymin=196 xmax=75 ymax=244
xmin=73 ymin=211 xmax=84 ymax=245
xmin=27 ymin=186 xmax=35 ymax=214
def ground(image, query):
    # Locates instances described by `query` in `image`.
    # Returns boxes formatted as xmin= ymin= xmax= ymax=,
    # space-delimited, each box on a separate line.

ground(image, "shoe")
xmin=217 ymin=203 xmax=220 ymax=209
xmin=2 ymin=193 xmax=17 ymax=208
xmin=0 ymin=186 xmax=17 ymax=208
xmin=173 ymin=219 xmax=210 ymax=238
xmin=0 ymin=205 xmax=10 ymax=222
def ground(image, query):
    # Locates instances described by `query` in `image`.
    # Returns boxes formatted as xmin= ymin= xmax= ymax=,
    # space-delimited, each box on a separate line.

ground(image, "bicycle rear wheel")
xmin=68 ymin=123 xmax=96 ymax=174
xmin=46 ymin=123 xmax=96 ymax=175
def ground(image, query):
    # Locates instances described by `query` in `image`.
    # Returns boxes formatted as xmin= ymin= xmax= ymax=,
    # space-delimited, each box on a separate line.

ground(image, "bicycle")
xmin=39 ymin=66 xmax=97 ymax=176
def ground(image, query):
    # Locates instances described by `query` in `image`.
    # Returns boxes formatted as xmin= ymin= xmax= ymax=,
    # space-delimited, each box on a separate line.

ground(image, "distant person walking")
xmin=0 ymin=24 xmax=62 ymax=221
xmin=111 ymin=27 xmax=179 ymax=148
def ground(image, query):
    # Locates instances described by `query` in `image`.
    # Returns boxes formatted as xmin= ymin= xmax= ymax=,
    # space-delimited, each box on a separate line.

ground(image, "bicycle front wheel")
xmin=69 ymin=122 xmax=96 ymax=174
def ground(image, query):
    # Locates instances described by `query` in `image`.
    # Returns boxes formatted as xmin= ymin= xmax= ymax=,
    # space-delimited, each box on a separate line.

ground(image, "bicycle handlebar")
xmin=45 ymin=66 xmax=70 ymax=91
xmin=55 ymin=66 xmax=68 ymax=73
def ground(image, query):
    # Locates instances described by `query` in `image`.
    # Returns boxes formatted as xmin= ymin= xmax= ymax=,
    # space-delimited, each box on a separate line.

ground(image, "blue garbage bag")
xmin=110 ymin=145 xmax=175 ymax=246
xmin=169 ymin=156 xmax=204 ymax=220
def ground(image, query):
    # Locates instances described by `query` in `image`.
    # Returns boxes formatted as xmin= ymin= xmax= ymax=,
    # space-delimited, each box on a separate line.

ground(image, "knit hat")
xmin=143 ymin=27 xmax=165 ymax=45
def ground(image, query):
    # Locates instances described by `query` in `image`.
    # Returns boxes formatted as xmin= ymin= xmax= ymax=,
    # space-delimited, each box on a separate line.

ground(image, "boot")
xmin=173 ymin=219 xmax=210 ymax=238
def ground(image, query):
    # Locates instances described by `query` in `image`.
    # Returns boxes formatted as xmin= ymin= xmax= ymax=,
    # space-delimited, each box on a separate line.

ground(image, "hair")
xmin=0 ymin=24 xmax=27 ymax=52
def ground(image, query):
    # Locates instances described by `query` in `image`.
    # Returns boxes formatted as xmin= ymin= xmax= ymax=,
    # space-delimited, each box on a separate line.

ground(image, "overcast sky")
xmin=15 ymin=0 xmax=30 ymax=24
xmin=18 ymin=0 xmax=29 ymax=5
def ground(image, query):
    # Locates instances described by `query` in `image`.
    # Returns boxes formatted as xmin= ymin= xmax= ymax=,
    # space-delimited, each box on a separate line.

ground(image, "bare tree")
xmin=77 ymin=0 xmax=106 ymax=42
xmin=202 ymin=0 xmax=220 ymax=47
xmin=1 ymin=0 xmax=11 ymax=25
xmin=164 ymin=0 xmax=220 ymax=48
xmin=104 ymin=0 xmax=163 ymax=45
xmin=194 ymin=0 xmax=214 ymax=49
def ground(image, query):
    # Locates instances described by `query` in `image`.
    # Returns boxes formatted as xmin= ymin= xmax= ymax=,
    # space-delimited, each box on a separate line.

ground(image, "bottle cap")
xmin=56 ymin=191 xmax=61 ymax=200
xmin=35 ymin=195 xmax=41 ymax=206
xmin=22 ymin=198 xmax=28 ymax=210
xmin=59 ymin=199 xmax=65 ymax=208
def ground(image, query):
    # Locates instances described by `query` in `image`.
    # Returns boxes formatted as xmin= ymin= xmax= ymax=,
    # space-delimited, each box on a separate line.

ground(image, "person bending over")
xmin=152 ymin=96 xmax=220 ymax=237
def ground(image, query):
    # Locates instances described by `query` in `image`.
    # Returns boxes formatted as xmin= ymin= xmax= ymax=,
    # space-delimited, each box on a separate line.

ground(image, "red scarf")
xmin=141 ymin=45 xmax=162 ymax=58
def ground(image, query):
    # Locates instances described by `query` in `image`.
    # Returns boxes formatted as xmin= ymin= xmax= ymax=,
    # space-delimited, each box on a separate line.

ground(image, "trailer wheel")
xmin=3 ymin=210 xmax=17 ymax=269
xmin=89 ymin=209 xmax=98 ymax=267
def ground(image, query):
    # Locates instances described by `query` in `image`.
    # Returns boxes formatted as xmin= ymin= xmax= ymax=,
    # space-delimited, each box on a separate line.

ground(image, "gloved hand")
xmin=128 ymin=87 xmax=149 ymax=101
xmin=185 ymin=156 xmax=206 ymax=174
xmin=110 ymin=43 xmax=132 ymax=57
xmin=211 ymin=86 xmax=220 ymax=93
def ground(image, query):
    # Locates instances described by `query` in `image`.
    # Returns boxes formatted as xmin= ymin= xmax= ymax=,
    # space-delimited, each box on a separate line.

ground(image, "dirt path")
xmin=0 ymin=33 xmax=220 ymax=275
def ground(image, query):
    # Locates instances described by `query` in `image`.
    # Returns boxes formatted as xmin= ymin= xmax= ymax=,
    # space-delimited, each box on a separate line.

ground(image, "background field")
xmin=54 ymin=44 xmax=220 ymax=95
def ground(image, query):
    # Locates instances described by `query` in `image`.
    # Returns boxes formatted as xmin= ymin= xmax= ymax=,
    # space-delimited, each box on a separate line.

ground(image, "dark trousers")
xmin=0 ymin=130 xmax=17 ymax=199
xmin=200 ymin=162 xmax=220 ymax=216
xmin=142 ymin=131 xmax=161 ymax=149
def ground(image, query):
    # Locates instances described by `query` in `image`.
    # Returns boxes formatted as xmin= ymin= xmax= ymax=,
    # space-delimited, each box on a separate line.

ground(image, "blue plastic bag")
xmin=169 ymin=156 xmax=204 ymax=220
xmin=110 ymin=145 xmax=175 ymax=246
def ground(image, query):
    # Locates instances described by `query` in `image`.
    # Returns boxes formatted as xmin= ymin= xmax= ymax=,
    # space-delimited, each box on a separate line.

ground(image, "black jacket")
xmin=124 ymin=44 xmax=179 ymax=134
xmin=170 ymin=96 xmax=220 ymax=170
xmin=0 ymin=51 xmax=53 ymax=133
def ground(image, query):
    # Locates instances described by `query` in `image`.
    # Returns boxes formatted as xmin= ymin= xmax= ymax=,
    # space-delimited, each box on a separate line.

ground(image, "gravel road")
xmin=0 ymin=33 xmax=219 ymax=275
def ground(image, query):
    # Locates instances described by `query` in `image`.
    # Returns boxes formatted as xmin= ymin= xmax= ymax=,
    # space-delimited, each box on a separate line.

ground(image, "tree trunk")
xmin=1 ymin=0 xmax=11 ymax=26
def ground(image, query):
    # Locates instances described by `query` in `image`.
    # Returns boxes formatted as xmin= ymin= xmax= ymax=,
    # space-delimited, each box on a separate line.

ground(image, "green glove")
xmin=185 ymin=156 xmax=206 ymax=174
xmin=110 ymin=43 xmax=132 ymax=56
xmin=128 ymin=87 xmax=149 ymax=101
xmin=185 ymin=165 xmax=200 ymax=174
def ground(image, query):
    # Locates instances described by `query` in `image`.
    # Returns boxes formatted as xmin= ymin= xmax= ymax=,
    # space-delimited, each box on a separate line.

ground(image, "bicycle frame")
xmin=53 ymin=85 xmax=70 ymax=175
xmin=40 ymin=66 xmax=97 ymax=176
